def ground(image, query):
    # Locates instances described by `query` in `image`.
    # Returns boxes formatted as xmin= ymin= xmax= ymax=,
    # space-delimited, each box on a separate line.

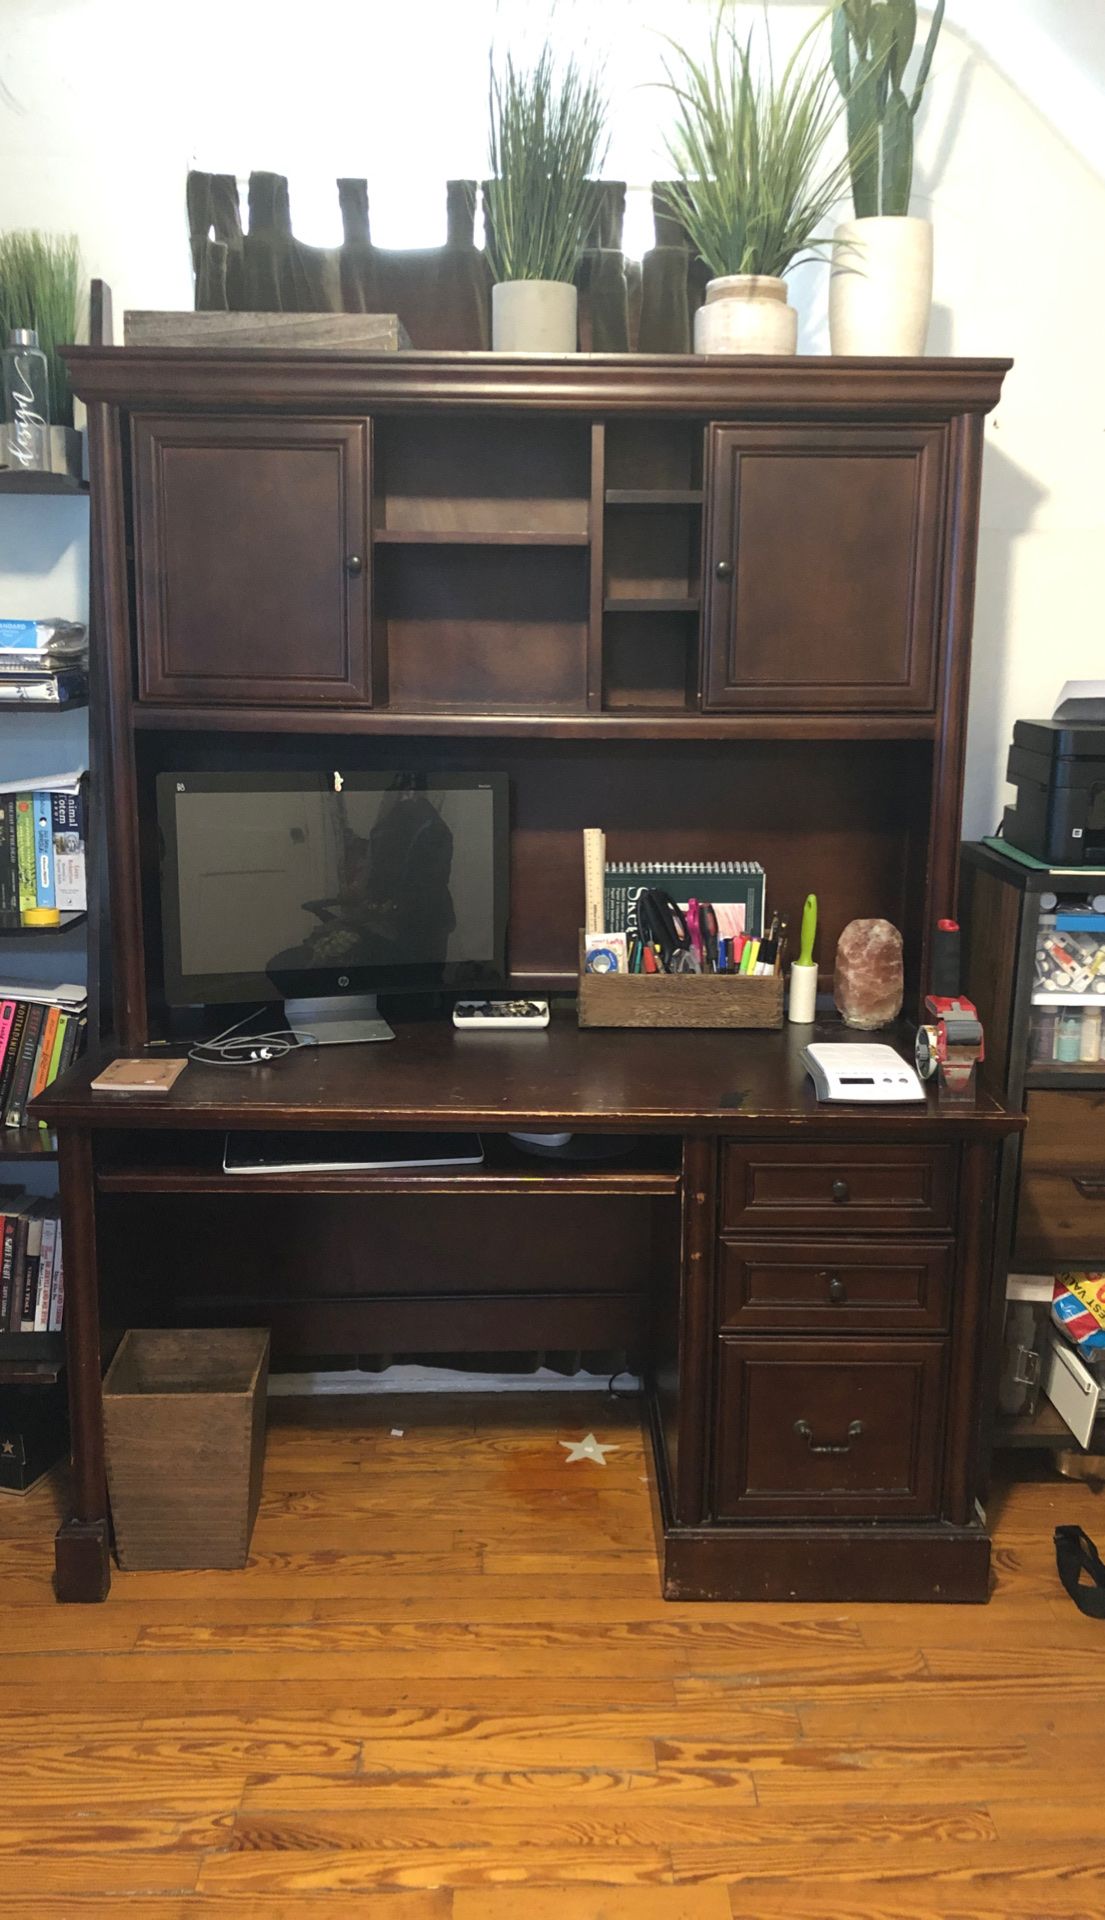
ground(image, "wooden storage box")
xmin=578 ymin=936 xmax=783 ymax=1030
xmin=102 ymin=1327 xmax=269 ymax=1569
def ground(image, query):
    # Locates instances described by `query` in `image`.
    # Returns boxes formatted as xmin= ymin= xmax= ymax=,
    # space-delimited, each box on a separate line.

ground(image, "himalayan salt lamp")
xmin=834 ymin=918 xmax=904 ymax=1030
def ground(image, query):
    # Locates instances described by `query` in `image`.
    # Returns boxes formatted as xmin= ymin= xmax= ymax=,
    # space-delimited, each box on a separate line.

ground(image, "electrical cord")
xmin=187 ymin=1008 xmax=316 ymax=1068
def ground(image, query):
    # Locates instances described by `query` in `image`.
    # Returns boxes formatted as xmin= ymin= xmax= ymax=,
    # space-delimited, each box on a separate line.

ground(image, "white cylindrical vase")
xmin=694 ymin=276 xmax=797 ymax=356
xmin=829 ymin=216 xmax=934 ymax=356
xmin=788 ymin=961 xmax=819 ymax=1025
xmin=491 ymin=280 xmax=578 ymax=352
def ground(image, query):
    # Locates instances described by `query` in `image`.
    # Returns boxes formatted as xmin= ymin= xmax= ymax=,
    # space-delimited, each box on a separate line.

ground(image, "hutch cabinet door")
xmin=133 ymin=416 xmax=371 ymax=705
xmin=702 ymin=425 xmax=946 ymax=712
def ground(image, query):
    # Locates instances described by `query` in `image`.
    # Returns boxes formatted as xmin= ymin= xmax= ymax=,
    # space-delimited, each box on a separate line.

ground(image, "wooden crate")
xmin=102 ymin=1328 xmax=269 ymax=1570
xmin=578 ymin=936 xmax=783 ymax=1030
xmin=123 ymin=311 xmax=410 ymax=349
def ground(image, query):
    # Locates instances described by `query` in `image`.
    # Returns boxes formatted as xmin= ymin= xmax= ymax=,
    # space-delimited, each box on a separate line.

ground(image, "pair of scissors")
xmin=635 ymin=889 xmax=690 ymax=971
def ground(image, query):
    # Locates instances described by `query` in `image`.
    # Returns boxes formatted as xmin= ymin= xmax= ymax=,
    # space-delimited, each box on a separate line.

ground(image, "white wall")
xmin=2 ymin=0 xmax=1103 ymax=838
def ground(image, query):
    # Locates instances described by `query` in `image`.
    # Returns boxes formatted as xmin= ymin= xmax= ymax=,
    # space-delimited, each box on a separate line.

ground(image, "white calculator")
xmin=802 ymin=1042 xmax=925 ymax=1103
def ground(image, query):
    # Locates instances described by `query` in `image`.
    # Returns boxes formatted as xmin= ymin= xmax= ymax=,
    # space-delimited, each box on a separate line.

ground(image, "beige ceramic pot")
xmin=694 ymin=275 xmax=798 ymax=355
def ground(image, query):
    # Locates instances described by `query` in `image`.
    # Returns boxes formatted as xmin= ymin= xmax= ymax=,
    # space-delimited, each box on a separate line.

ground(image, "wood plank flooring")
xmin=1 ymin=1390 xmax=1103 ymax=1917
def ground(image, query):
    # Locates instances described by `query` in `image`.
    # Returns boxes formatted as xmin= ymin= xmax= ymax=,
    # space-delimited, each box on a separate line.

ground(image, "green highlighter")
xmin=798 ymin=893 xmax=818 ymax=969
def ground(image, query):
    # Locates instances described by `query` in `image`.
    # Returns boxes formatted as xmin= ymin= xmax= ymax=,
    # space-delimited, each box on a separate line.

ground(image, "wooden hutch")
xmin=36 ymin=349 xmax=1021 ymax=1606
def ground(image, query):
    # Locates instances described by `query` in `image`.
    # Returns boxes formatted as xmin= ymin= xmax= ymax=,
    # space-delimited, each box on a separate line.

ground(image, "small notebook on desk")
xmin=604 ymin=861 xmax=765 ymax=938
xmin=90 ymin=1058 xmax=188 ymax=1095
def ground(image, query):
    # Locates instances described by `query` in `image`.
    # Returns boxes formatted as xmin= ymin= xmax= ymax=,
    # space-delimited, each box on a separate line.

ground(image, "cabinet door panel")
xmin=1016 ymin=1089 xmax=1105 ymax=1264
xmin=715 ymin=1337 xmax=946 ymax=1520
xmin=704 ymin=425 xmax=945 ymax=711
xmin=134 ymin=416 xmax=371 ymax=704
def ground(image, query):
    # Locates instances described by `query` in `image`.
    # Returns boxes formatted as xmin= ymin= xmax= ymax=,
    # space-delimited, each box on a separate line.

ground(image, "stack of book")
xmin=0 ymin=774 xmax=87 ymax=927
xmin=0 ymin=982 xmax=87 ymax=1129
xmin=0 ymin=1194 xmax=63 ymax=1338
xmin=0 ymin=618 xmax=87 ymax=706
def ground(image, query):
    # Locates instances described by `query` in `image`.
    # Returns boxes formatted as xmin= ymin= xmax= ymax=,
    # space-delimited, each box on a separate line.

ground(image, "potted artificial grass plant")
xmin=658 ymin=7 xmax=856 ymax=356
xmin=0 ymin=231 xmax=82 ymax=473
xmin=829 ymin=0 xmax=945 ymax=354
xmin=485 ymin=38 xmax=608 ymax=351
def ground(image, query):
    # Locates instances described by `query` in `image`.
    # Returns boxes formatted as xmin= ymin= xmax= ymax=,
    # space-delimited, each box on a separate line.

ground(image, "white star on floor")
xmin=559 ymin=1432 xmax=619 ymax=1466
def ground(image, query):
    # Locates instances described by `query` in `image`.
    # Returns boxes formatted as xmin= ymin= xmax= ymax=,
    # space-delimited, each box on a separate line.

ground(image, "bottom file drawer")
xmin=714 ymin=1337 xmax=946 ymax=1521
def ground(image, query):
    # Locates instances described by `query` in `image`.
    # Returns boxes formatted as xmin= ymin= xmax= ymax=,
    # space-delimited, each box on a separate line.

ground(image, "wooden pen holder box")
xmin=576 ymin=935 xmax=784 ymax=1030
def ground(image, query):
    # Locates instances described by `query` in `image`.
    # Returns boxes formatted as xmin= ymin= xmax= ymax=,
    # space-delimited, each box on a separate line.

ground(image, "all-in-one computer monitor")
xmin=156 ymin=770 xmax=510 ymax=1044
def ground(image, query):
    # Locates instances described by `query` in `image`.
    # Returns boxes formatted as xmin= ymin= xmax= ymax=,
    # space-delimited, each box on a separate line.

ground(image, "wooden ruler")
xmin=583 ymin=828 xmax=606 ymax=935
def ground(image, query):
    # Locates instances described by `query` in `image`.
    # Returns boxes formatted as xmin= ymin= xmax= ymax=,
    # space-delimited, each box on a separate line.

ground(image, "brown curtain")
xmin=186 ymin=170 xmax=704 ymax=354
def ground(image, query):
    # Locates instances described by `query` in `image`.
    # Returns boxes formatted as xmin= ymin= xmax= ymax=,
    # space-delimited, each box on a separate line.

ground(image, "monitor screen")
xmin=156 ymin=771 xmax=509 ymax=1007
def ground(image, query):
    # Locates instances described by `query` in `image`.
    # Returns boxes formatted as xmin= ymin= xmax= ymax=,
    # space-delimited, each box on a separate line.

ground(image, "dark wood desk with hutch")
xmin=36 ymin=348 xmax=1021 ymax=1605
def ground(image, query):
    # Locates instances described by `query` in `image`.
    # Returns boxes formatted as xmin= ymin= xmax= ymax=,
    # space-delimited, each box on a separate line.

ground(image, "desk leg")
xmin=54 ymin=1128 xmax=111 ymax=1603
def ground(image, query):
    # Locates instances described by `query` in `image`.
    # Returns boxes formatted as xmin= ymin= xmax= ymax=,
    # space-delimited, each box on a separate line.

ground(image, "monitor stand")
xmin=283 ymin=994 xmax=395 ymax=1047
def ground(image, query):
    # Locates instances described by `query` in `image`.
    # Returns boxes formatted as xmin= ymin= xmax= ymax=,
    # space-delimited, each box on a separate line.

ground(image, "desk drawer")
xmin=714 ymin=1336 xmax=945 ymax=1520
xmin=718 ymin=1240 xmax=951 ymax=1332
xmin=1016 ymin=1090 xmax=1105 ymax=1265
xmin=720 ymin=1143 xmax=956 ymax=1233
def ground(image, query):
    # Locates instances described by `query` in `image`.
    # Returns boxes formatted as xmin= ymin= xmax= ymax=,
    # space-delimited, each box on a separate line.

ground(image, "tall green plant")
xmin=657 ymin=9 xmax=859 ymax=282
xmin=485 ymin=40 xmax=609 ymax=285
xmin=831 ymin=1 xmax=944 ymax=217
xmin=0 ymin=231 xmax=82 ymax=427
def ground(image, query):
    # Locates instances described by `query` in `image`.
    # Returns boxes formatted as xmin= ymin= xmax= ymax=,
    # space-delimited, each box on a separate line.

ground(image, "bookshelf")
xmin=0 ymin=282 xmax=110 ymax=1395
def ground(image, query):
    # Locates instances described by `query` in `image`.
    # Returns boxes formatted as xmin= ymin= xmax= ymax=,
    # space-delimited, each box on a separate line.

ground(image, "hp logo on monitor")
xmin=338 ymin=975 xmax=350 ymax=988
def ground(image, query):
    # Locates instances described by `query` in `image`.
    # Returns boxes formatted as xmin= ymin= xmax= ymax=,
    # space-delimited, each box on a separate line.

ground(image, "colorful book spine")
xmin=14 ymin=795 xmax=36 ymax=917
xmin=0 ymin=798 xmax=19 ymax=924
xmin=0 ymin=998 xmax=17 ymax=1079
xmin=19 ymin=1208 xmax=43 ymax=1332
xmin=35 ymin=1215 xmax=58 ymax=1333
xmin=0 ymin=1002 xmax=27 ymax=1115
xmin=5 ymin=1001 xmax=44 ymax=1126
xmin=6 ymin=1212 xmax=28 ymax=1331
xmin=32 ymin=793 xmax=56 ymax=911
xmin=48 ymin=1235 xmax=64 ymax=1334
xmin=30 ymin=1005 xmax=61 ymax=1104
xmin=0 ymin=1214 xmax=14 ymax=1327
xmin=51 ymin=790 xmax=86 ymax=911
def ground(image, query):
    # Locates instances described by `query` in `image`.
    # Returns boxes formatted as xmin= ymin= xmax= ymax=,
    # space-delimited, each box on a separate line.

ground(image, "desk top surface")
xmin=34 ymin=1013 xmax=1020 ymax=1137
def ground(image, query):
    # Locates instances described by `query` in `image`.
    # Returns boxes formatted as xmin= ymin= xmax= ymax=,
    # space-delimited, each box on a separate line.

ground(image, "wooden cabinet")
xmin=133 ymin=416 xmax=372 ymax=705
xmin=702 ymin=425 xmax=946 ymax=712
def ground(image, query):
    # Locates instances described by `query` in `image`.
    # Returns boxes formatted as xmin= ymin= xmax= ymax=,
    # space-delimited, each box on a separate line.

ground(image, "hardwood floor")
xmin=1 ymin=1389 xmax=1103 ymax=1917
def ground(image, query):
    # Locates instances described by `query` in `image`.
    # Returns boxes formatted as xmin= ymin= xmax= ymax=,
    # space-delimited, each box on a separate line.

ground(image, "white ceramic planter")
xmin=694 ymin=276 xmax=797 ymax=356
xmin=491 ymin=280 xmax=578 ymax=352
xmin=829 ymin=216 xmax=934 ymax=356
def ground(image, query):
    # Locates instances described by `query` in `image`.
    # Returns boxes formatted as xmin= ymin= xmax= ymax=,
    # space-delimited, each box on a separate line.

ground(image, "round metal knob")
xmin=345 ymin=554 xmax=364 ymax=576
xmin=831 ymin=1178 xmax=850 ymax=1203
xmin=715 ymin=559 xmax=734 ymax=581
xmin=828 ymin=1275 xmax=847 ymax=1304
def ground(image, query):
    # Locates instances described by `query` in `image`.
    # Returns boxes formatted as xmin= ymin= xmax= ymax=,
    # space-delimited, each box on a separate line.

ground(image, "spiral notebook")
xmin=603 ymin=861 xmax=765 ymax=939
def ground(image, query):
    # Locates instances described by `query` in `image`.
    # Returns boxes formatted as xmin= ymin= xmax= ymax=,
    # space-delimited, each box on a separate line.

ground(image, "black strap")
xmin=1055 ymin=1525 xmax=1105 ymax=1617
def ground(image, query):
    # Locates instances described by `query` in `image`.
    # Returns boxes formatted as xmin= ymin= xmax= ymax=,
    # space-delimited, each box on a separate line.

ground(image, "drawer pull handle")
xmin=1073 ymin=1175 xmax=1105 ymax=1199
xmin=795 ymin=1418 xmax=863 ymax=1456
xmin=827 ymin=1275 xmax=847 ymax=1304
xmin=831 ymin=1178 xmax=850 ymax=1203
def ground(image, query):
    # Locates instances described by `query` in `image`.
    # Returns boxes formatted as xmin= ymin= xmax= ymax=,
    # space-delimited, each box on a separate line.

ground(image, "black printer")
xmin=1003 ymin=718 xmax=1105 ymax=866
